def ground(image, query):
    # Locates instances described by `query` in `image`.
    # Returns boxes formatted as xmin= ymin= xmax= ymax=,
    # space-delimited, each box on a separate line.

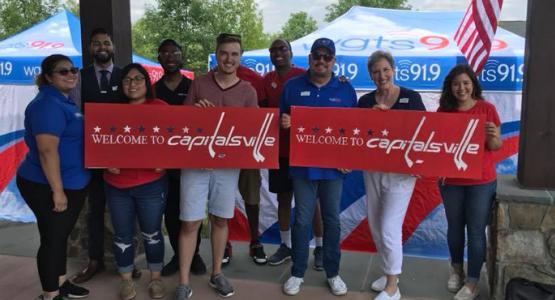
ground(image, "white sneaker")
xmin=327 ymin=275 xmax=348 ymax=296
xmin=447 ymin=268 xmax=465 ymax=292
xmin=374 ymin=288 xmax=401 ymax=300
xmin=454 ymin=286 xmax=478 ymax=300
xmin=283 ymin=276 xmax=303 ymax=296
xmin=371 ymin=276 xmax=400 ymax=292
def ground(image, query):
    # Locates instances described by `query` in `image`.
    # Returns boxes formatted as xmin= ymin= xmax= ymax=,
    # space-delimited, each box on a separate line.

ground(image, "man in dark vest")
xmin=72 ymin=28 xmax=140 ymax=283
xmin=154 ymin=39 xmax=207 ymax=277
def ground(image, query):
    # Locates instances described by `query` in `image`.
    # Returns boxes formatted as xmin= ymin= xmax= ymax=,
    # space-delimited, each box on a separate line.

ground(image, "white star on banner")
xmin=325 ymin=127 xmax=333 ymax=134
xmin=353 ymin=128 xmax=360 ymax=135
xmin=153 ymin=126 xmax=160 ymax=133
xmin=182 ymin=127 xmax=189 ymax=133
xmin=381 ymin=129 xmax=389 ymax=136
xmin=124 ymin=125 xmax=131 ymax=133
xmin=93 ymin=126 xmax=101 ymax=133
xmin=297 ymin=126 xmax=305 ymax=133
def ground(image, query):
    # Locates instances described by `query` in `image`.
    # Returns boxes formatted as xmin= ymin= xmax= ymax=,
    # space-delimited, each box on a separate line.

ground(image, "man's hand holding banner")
xmin=85 ymin=104 xmax=485 ymax=178
xmin=84 ymin=104 xmax=279 ymax=169
xmin=289 ymin=106 xmax=485 ymax=179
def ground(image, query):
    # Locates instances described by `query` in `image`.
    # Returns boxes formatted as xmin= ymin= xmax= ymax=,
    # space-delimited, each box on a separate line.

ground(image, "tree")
xmin=64 ymin=0 xmax=79 ymax=16
xmin=280 ymin=12 xmax=317 ymax=41
xmin=0 ymin=0 xmax=61 ymax=40
xmin=325 ymin=0 xmax=410 ymax=22
xmin=132 ymin=0 xmax=269 ymax=73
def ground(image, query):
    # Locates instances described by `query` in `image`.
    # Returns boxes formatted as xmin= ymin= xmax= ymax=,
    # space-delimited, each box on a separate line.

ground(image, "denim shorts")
xmin=179 ymin=169 xmax=240 ymax=221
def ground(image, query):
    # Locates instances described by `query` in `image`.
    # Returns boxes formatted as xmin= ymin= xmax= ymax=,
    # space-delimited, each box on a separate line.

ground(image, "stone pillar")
xmin=488 ymin=175 xmax=555 ymax=299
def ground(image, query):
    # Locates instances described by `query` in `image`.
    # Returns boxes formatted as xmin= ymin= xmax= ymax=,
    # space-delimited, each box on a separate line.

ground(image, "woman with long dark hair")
xmin=438 ymin=64 xmax=502 ymax=300
xmin=104 ymin=63 xmax=168 ymax=300
xmin=17 ymin=54 xmax=91 ymax=300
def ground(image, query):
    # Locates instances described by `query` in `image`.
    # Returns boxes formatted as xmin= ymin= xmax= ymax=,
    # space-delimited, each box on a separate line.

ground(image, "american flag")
xmin=454 ymin=0 xmax=504 ymax=73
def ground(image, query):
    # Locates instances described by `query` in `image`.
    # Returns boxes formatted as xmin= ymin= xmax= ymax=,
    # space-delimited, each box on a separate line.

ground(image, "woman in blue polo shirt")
xmin=17 ymin=54 xmax=91 ymax=300
xmin=358 ymin=50 xmax=426 ymax=300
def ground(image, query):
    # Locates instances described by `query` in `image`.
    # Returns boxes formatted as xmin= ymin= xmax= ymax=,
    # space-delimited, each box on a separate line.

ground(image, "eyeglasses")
xmin=53 ymin=67 xmax=79 ymax=76
xmin=311 ymin=53 xmax=334 ymax=62
xmin=158 ymin=51 xmax=182 ymax=58
xmin=122 ymin=75 xmax=146 ymax=85
xmin=269 ymin=45 xmax=290 ymax=53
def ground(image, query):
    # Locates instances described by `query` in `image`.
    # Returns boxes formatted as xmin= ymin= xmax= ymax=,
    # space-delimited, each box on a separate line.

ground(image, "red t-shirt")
xmin=237 ymin=66 xmax=265 ymax=102
xmin=438 ymin=100 xmax=501 ymax=185
xmin=103 ymin=98 xmax=168 ymax=189
xmin=263 ymin=67 xmax=305 ymax=157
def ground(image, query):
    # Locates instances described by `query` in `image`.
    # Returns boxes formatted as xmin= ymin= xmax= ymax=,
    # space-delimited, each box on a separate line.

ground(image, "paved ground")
xmin=0 ymin=221 xmax=490 ymax=300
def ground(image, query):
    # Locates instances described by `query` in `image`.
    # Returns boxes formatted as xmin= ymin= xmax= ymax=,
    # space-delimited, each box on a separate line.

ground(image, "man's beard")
xmin=94 ymin=52 xmax=113 ymax=64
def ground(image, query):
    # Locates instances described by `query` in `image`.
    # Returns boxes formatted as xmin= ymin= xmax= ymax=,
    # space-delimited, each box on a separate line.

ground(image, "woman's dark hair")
xmin=119 ymin=63 xmax=154 ymax=101
xmin=439 ymin=64 xmax=483 ymax=111
xmin=35 ymin=54 xmax=73 ymax=86
xmin=367 ymin=50 xmax=395 ymax=72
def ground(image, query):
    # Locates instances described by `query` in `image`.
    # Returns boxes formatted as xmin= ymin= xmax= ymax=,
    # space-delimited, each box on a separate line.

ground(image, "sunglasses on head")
xmin=269 ymin=45 xmax=290 ymax=53
xmin=53 ymin=67 xmax=79 ymax=76
xmin=311 ymin=53 xmax=334 ymax=62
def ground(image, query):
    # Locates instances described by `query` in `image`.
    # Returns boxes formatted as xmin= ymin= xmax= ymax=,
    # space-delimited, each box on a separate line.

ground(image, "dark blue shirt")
xmin=358 ymin=86 xmax=425 ymax=111
xmin=18 ymin=85 xmax=91 ymax=189
xmin=280 ymin=72 xmax=357 ymax=180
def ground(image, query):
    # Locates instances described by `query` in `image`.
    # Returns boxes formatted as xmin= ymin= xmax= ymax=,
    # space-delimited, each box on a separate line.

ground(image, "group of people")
xmin=17 ymin=27 xmax=501 ymax=300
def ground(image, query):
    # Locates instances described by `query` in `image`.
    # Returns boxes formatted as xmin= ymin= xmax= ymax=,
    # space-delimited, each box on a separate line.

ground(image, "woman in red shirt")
xmin=105 ymin=64 xmax=168 ymax=300
xmin=438 ymin=64 xmax=502 ymax=300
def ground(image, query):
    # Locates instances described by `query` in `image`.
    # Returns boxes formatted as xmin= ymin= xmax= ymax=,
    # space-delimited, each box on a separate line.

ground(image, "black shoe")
xmin=191 ymin=254 xmax=207 ymax=275
xmin=35 ymin=295 xmax=66 ymax=300
xmin=161 ymin=256 xmax=179 ymax=277
xmin=249 ymin=241 xmax=267 ymax=265
xmin=268 ymin=243 xmax=292 ymax=266
xmin=222 ymin=242 xmax=232 ymax=266
xmin=313 ymin=246 xmax=324 ymax=271
xmin=72 ymin=260 xmax=105 ymax=284
xmin=132 ymin=266 xmax=142 ymax=279
xmin=60 ymin=280 xmax=90 ymax=299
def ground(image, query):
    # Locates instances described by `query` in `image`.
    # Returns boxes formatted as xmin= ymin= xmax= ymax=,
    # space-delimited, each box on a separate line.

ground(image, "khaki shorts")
xmin=238 ymin=169 xmax=261 ymax=205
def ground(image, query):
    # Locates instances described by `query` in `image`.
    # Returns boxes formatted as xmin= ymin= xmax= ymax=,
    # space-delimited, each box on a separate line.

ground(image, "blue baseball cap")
xmin=311 ymin=38 xmax=335 ymax=55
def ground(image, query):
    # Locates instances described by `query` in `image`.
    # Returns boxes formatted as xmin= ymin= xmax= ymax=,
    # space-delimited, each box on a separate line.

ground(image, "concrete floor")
xmin=0 ymin=221 xmax=490 ymax=300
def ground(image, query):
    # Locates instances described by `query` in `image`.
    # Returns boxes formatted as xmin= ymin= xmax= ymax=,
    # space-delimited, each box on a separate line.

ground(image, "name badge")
xmin=301 ymin=91 xmax=311 ymax=96
xmin=178 ymin=93 xmax=187 ymax=97
xmin=399 ymin=97 xmax=409 ymax=104
xmin=112 ymin=86 xmax=118 ymax=91
xmin=100 ymin=90 xmax=107 ymax=94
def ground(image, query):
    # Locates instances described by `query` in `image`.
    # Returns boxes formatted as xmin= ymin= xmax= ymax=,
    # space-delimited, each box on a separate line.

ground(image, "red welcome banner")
xmin=290 ymin=106 xmax=485 ymax=179
xmin=84 ymin=104 xmax=279 ymax=169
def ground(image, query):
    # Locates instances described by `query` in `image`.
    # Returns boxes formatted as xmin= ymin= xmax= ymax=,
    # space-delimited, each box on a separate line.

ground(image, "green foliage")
xmin=0 ymin=0 xmax=62 ymax=40
xmin=64 ymin=0 xmax=79 ymax=16
xmin=325 ymin=0 xmax=410 ymax=22
xmin=131 ymin=0 xmax=270 ymax=74
xmin=279 ymin=12 xmax=317 ymax=42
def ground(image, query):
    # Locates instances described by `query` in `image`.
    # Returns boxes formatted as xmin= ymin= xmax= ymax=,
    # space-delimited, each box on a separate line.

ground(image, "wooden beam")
xmin=517 ymin=0 xmax=555 ymax=188
xmin=79 ymin=0 xmax=132 ymax=67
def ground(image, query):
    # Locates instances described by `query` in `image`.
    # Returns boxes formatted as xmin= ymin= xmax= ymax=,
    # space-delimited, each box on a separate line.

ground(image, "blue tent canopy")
xmin=0 ymin=10 xmax=158 ymax=84
xmin=210 ymin=6 xmax=525 ymax=91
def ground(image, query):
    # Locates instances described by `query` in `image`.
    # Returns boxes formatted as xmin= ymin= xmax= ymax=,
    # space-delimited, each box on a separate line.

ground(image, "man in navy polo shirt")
xmin=280 ymin=38 xmax=357 ymax=296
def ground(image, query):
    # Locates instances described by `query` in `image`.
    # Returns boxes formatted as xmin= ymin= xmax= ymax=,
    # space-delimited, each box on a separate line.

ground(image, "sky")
xmin=130 ymin=0 xmax=527 ymax=33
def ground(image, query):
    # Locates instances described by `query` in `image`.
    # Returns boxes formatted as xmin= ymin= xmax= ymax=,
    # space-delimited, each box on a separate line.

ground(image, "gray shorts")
xmin=179 ymin=169 xmax=240 ymax=221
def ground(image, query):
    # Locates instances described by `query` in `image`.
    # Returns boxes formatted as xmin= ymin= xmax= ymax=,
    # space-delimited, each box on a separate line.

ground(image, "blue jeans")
xmin=105 ymin=176 xmax=168 ymax=273
xmin=440 ymin=180 xmax=496 ymax=282
xmin=291 ymin=178 xmax=343 ymax=278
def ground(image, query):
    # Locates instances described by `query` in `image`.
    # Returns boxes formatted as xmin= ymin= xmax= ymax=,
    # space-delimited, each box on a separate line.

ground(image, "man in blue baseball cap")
xmin=279 ymin=37 xmax=357 ymax=297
